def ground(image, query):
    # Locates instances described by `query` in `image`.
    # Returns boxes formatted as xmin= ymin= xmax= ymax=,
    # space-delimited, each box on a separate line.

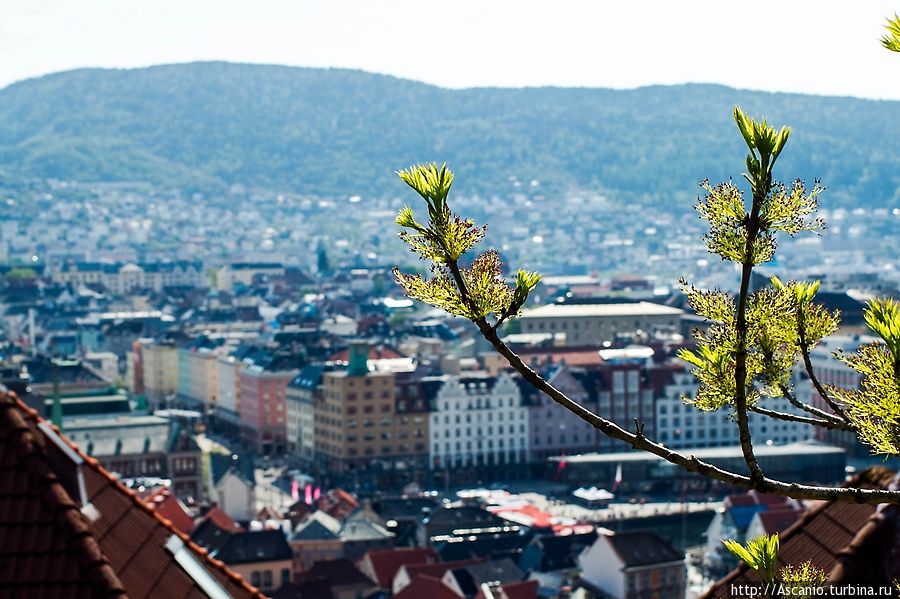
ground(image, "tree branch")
xmin=798 ymin=336 xmax=849 ymax=422
xmin=776 ymin=382 xmax=847 ymax=426
xmin=445 ymin=257 xmax=899 ymax=505
xmin=733 ymin=191 xmax=765 ymax=485
xmin=749 ymin=404 xmax=855 ymax=431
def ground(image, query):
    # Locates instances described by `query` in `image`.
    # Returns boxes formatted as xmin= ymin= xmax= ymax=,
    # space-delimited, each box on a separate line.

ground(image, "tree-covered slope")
xmin=0 ymin=62 xmax=897 ymax=204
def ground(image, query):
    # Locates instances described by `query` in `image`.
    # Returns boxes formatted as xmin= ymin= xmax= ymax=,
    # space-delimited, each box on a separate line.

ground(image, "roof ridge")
xmin=4 ymin=390 xmax=268 ymax=599
xmin=0 ymin=394 xmax=127 ymax=598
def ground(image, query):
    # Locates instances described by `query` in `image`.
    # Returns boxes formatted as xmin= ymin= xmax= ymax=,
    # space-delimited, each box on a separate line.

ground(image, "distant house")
xmin=577 ymin=529 xmax=685 ymax=599
xmin=443 ymin=558 xmax=526 ymax=596
xmin=64 ymin=414 xmax=203 ymax=500
xmin=212 ymin=529 xmax=294 ymax=595
xmin=339 ymin=514 xmax=394 ymax=560
xmin=290 ymin=511 xmax=344 ymax=575
xmin=744 ymin=505 xmax=804 ymax=541
xmin=518 ymin=530 xmax=598 ymax=573
xmin=357 ymin=546 xmax=440 ymax=590
xmin=393 ymin=558 xmax=483 ymax=596
xmin=704 ymin=490 xmax=801 ymax=567
xmin=209 ymin=452 xmax=256 ymax=522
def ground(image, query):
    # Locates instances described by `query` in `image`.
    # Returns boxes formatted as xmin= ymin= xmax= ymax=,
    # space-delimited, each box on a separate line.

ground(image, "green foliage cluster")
xmin=883 ymin=14 xmax=900 ymax=52
xmin=392 ymin=163 xmax=541 ymax=322
xmin=678 ymin=109 xmax=836 ymax=412
xmin=723 ymin=534 xmax=780 ymax=583
xmin=832 ymin=299 xmax=900 ymax=454
xmin=1 ymin=63 xmax=900 ymax=203
xmin=724 ymin=534 xmax=827 ymax=596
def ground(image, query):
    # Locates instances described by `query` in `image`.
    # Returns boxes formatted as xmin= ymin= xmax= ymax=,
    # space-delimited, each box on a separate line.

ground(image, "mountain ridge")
xmin=0 ymin=61 xmax=898 ymax=204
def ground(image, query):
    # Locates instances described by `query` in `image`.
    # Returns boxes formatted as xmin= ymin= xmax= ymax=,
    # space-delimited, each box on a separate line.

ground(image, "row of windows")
xmin=346 ymin=443 xmax=425 ymax=456
xmin=438 ymin=425 xmax=522 ymax=438
xmin=432 ymin=437 xmax=525 ymax=453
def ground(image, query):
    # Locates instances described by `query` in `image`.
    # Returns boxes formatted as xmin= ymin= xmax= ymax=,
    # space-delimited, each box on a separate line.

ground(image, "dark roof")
xmin=289 ymin=364 xmax=326 ymax=390
xmin=213 ymin=529 xmax=293 ymax=565
xmin=426 ymin=505 xmax=510 ymax=535
xmin=463 ymin=558 xmax=525 ymax=585
xmin=604 ymin=530 xmax=683 ymax=567
xmin=703 ymin=467 xmax=899 ymax=598
xmin=210 ymin=452 xmax=256 ymax=486
xmin=370 ymin=496 xmax=439 ymax=520
xmin=271 ymin=580 xmax=335 ymax=599
xmin=436 ymin=531 xmax=531 ymax=562
xmin=0 ymin=391 xmax=265 ymax=598
xmin=301 ymin=558 xmax=375 ymax=588
xmin=190 ymin=517 xmax=238 ymax=553
xmin=531 ymin=531 xmax=598 ymax=571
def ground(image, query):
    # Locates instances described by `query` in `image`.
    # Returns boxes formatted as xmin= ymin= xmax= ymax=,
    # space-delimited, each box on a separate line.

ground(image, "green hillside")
xmin=0 ymin=62 xmax=897 ymax=204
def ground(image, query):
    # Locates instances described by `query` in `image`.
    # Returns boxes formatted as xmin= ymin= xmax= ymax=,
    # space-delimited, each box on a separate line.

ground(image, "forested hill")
xmin=0 ymin=62 xmax=898 ymax=205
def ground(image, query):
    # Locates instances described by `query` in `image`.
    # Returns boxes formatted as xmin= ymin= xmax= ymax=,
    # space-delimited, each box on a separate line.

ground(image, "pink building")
xmin=239 ymin=363 xmax=300 ymax=454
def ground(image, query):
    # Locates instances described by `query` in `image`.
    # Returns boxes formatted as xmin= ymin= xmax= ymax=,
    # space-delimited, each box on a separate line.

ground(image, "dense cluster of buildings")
xmin=1 ymin=214 xmax=897 ymax=597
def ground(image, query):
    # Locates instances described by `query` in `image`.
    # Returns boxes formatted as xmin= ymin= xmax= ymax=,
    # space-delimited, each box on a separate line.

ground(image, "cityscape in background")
xmin=1 ymin=5 xmax=900 ymax=595
xmin=1 ymin=158 xmax=898 ymax=598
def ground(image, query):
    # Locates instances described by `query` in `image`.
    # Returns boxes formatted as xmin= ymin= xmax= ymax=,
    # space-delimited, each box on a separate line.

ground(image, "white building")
xmin=426 ymin=372 xmax=529 ymax=470
xmin=655 ymin=368 xmax=813 ymax=449
xmin=52 ymin=261 xmax=206 ymax=293
xmin=578 ymin=528 xmax=685 ymax=599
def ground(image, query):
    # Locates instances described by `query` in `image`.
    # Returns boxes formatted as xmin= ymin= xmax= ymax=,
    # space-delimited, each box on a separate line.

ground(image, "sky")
xmin=2 ymin=1 xmax=900 ymax=99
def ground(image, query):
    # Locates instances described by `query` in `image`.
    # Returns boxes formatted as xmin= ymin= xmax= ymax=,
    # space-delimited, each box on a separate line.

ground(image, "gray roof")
xmin=551 ymin=441 xmax=846 ymax=464
xmin=521 ymin=301 xmax=682 ymax=319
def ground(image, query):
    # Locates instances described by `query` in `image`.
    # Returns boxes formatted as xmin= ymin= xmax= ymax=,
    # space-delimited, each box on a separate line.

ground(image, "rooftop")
xmin=520 ymin=302 xmax=683 ymax=319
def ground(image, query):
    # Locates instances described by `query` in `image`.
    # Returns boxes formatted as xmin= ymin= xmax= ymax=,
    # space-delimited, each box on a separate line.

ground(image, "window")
xmin=282 ymin=569 xmax=291 ymax=584
xmin=263 ymin=570 xmax=272 ymax=589
xmin=251 ymin=572 xmax=261 ymax=587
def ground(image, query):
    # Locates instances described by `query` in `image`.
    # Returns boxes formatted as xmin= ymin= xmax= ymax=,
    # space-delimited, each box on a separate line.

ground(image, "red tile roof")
xmin=196 ymin=505 xmax=244 ymax=533
xmin=361 ymin=546 xmax=439 ymax=588
xmin=394 ymin=574 xmax=463 ymax=599
xmin=474 ymin=579 xmax=540 ymax=599
xmin=142 ymin=486 xmax=194 ymax=536
xmin=703 ymin=467 xmax=899 ymax=598
xmin=399 ymin=558 xmax=484 ymax=585
xmin=0 ymin=391 xmax=266 ymax=599
xmin=754 ymin=506 xmax=804 ymax=536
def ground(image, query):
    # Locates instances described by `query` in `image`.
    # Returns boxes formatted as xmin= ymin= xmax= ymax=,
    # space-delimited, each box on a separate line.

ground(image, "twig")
xmin=445 ymin=257 xmax=900 ymax=505
xmin=749 ymin=404 xmax=855 ymax=431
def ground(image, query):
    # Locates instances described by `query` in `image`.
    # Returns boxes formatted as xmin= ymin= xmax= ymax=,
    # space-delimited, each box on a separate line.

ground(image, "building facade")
xmin=426 ymin=372 xmax=529 ymax=479
xmin=519 ymin=302 xmax=683 ymax=345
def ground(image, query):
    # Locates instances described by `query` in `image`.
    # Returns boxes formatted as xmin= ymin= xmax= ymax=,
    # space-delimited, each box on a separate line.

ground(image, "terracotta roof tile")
xmin=703 ymin=467 xmax=899 ymax=598
xmin=0 ymin=390 xmax=268 ymax=599
xmin=361 ymin=546 xmax=439 ymax=588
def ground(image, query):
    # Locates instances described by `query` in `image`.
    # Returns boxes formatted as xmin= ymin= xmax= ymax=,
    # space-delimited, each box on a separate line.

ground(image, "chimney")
xmin=347 ymin=340 xmax=370 ymax=377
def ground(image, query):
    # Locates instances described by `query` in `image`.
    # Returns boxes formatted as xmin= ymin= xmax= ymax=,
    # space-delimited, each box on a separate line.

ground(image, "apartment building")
xmin=426 ymin=372 xmax=529 ymax=474
xmin=315 ymin=343 xmax=428 ymax=482
xmin=519 ymin=301 xmax=682 ymax=345
xmin=52 ymin=260 xmax=205 ymax=293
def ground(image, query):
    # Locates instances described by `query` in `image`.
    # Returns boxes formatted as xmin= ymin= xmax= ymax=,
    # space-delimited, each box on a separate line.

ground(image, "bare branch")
xmin=798 ymin=334 xmax=849 ymax=422
xmin=733 ymin=190 xmax=765 ymax=485
xmin=776 ymin=382 xmax=847 ymax=426
xmin=749 ymin=404 xmax=855 ymax=431
xmin=446 ymin=257 xmax=899 ymax=505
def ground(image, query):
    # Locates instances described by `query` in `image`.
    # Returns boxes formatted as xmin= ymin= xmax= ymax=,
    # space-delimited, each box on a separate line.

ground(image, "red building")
xmin=239 ymin=364 xmax=300 ymax=454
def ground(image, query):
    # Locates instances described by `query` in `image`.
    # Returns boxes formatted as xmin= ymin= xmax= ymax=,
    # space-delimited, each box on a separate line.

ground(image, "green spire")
xmin=51 ymin=359 xmax=63 ymax=430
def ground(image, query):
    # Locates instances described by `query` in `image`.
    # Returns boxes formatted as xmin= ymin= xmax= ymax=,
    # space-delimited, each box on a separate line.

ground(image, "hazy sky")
xmin=3 ymin=1 xmax=900 ymax=99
